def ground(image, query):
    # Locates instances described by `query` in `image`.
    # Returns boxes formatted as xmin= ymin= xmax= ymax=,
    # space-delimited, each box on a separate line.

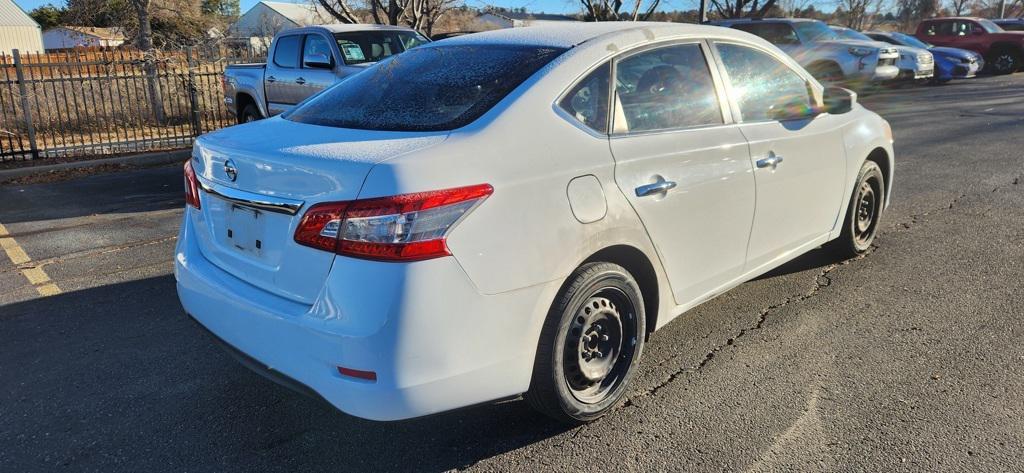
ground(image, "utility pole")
xmin=699 ymin=0 xmax=708 ymax=23
xmin=998 ymin=0 xmax=1005 ymax=18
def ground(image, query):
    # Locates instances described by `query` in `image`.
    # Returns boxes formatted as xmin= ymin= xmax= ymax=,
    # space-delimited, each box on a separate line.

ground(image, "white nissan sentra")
xmin=176 ymin=22 xmax=894 ymax=423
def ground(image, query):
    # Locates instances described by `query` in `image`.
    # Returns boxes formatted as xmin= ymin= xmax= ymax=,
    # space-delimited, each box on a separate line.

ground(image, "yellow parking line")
xmin=0 ymin=222 xmax=62 ymax=297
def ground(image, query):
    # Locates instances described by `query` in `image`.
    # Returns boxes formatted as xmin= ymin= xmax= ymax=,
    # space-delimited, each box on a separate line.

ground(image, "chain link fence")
xmin=0 ymin=47 xmax=265 ymax=163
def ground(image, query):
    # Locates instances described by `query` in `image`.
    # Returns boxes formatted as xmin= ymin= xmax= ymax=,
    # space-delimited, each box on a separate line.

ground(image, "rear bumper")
xmin=174 ymin=211 xmax=559 ymax=421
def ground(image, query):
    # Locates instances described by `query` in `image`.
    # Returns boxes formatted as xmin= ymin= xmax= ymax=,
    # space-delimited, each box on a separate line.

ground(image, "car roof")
xmin=301 ymin=24 xmax=419 ymax=34
xmin=431 ymin=22 xmax=747 ymax=49
xmin=712 ymin=17 xmax=821 ymax=25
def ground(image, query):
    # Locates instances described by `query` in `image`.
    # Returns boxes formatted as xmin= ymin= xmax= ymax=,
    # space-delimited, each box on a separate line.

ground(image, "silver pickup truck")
xmin=711 ymin=18 xmax=900 ymax=86
xmin=223 ymin=24 xmax=429 ymax=124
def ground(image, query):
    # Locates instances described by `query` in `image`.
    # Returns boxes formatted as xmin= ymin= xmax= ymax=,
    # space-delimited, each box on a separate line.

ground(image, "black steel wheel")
xmin=829 ymin=160 xmax=885 ymax=258
xmin=527 ymin=262 xmax=646 ymax=424
xmin=239 ymin=103 xmax=261 ymax=124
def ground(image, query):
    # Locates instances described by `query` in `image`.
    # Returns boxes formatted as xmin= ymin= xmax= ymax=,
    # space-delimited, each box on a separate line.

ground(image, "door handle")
xmin=756 ymin=153 xmax=784 ymax=170
xmin=266 ymin=76 xmax=276 ymax=83
xmin=635 ymin=180 xmax=677 ymax=197
xmin=295 ymin=77 xmax=306 ymax=85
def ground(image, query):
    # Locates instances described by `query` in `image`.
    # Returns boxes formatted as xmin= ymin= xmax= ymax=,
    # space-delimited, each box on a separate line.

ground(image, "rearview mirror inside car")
xmin=822 ymin=86 xmax=856 ymax=115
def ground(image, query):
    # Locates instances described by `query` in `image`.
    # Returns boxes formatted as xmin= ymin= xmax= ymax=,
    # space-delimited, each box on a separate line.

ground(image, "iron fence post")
xmin=186 ymin=47 xmax=202 ymax=137
xmin=12 ymin=49 xmax=39 ymax=160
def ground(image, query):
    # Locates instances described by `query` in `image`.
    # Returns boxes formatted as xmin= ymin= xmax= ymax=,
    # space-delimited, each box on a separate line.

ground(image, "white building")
xmin=42 ymin=26 xmax=126 ymax=50
xmin=0 ymin=0 xmax=43 ymax=55
xmin=476 ymin=11 xmax=578 ymax=29
xmin=231 ymin=1 xmax=335 ymax=38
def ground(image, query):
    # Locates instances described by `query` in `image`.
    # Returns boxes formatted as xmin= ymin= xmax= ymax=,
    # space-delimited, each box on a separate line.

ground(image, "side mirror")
xmin=822 ymin=86 xmax=856 ymax=114
xmin=304 ymin=53 xmax=333 ymax=69
xmin=767 ymin=97 xmax=818 ymax=121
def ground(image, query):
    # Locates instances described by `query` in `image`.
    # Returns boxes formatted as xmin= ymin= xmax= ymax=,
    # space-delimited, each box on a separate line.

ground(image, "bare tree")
xmin=316 ymin=0 xmax=460 ymax=35
xmin=839 ymin=0 xmax=889 ymax=29
xmin=579 ymin=0 xmax=662 ymax=20
xmin=948 ymin=0 xmax=972 ymax=14
xmin=129 ymin=0 xmax=166 ymax=124
xmin=709 ymin=0 xmax=780 ymax=18
xmin=778 ymin=0 xmax=814 ymax=15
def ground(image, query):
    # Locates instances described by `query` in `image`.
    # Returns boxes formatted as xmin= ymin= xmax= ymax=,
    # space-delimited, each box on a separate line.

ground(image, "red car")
xmin=915 ymin=17 xmax=1024 ymax=74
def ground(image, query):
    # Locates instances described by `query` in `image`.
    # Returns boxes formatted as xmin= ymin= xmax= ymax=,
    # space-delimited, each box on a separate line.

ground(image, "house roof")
xmin=483 ymin=11 xmax=578 ymax=22
xmin=259 ymin=1 xmax=333 ymax=26
xmin=0 ymin=0 xmax=40 ymax=27
xmin=55 ymin=26 xmax=126 ymax=41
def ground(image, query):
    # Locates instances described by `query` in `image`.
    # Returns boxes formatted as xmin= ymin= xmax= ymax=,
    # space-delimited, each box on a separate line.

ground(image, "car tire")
xmin=829 ymin=160 xmax=885 ymax=259
xmin=526 ymin=262 xmax=646 ymax=424
xmin=987 ymin=48 xmax=1021 ymax=75
xmin=239 ymin=103 xmax=261 ymax=124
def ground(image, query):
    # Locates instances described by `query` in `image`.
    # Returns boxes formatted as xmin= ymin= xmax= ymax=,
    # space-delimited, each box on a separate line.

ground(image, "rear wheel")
xmin=526 ymin=262 xmax=646 ymax=424
xmin=987 ymin=48 xmax=1021 ymax=75
xmin=829 ymin=160 xmax=885 ymax=258
xmin=238 ymin=103 xmax=261 ymax=124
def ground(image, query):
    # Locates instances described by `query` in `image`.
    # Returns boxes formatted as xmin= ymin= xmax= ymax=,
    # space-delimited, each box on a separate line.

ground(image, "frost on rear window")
xmin=284 ymin=44 xmax=566 ymax=132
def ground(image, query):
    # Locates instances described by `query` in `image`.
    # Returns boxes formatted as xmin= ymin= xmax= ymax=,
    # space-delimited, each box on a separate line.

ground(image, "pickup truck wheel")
xmin=526 ymin=262 xmax=645 ymax=424
xmin=829 ymin=160 xmax=885 ymax=259
xmin=239 ymin=104 xmax=261 ymax=124
xmin=987 ymin=49 xmax=1021 ymax=74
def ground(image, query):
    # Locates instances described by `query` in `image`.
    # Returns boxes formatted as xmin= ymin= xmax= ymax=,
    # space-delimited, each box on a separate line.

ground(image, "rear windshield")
xmin=285 ymin=44 xmax=566 ymax=132
xmin=334 ymin=31 xmax=428 ymax=65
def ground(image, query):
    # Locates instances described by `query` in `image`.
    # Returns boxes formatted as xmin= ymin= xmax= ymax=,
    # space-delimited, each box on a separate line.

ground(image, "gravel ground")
xmin=1 ymin=74 xmax=1022 ymax=472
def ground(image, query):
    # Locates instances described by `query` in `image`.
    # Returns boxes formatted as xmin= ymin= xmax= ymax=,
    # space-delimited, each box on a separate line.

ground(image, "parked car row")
xmin=708 ymin=17 xmax=1017 ymax=88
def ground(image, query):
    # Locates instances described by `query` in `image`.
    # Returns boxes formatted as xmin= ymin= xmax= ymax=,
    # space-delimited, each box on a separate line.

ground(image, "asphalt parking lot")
xmin=2 ymin=74 xmax=1023 ymax=472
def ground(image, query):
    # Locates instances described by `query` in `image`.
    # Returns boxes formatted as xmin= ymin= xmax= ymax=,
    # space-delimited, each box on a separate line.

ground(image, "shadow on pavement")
xmin=0 ymin=275 xmax=569 ymax=472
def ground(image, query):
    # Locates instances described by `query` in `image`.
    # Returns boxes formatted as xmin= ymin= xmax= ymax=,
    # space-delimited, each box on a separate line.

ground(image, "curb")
xmin=0 ymin=149 xmax=190 ymax=181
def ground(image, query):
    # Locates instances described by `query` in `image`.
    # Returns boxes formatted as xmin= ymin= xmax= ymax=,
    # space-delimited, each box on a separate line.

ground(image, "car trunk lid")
xmin=190 ymin=117 xmax=448 ymax=304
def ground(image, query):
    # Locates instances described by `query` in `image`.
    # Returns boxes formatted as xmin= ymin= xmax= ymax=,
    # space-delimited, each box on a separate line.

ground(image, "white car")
xmin=176 ymin=22 xmax=895 ymax=423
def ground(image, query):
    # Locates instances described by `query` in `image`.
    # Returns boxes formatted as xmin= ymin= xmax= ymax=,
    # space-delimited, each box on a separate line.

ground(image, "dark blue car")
xmin=866 ymin=31 xmax=984 ymax=83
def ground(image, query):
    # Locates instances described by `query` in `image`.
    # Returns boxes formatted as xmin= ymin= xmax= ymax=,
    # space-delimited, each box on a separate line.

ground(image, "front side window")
xmin=302 ymin=34 xmax=334 ymax=66
xmin=613 ymin=43 xmax=723 ymax=133
xmin=733 ymin=23 xmax=800 ymax=45
xmin=923 ymin=21 xmax=955 ymax=36
xmin=273 ymin=35 xmax=302 ymax=68
xmin=334 ymin=31 xmax=429 ymax=65
xmin=286 ymin=44 xmax=565 ymax=131
xmin=715 ymin=43 xmax=813 ymax=123
xmin=559 ymin=63 xmax=610 ymax=133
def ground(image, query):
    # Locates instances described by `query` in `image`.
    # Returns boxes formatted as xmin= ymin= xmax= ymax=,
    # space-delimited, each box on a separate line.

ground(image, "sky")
xmin=14 ymin=0 xmax=702 ymax=17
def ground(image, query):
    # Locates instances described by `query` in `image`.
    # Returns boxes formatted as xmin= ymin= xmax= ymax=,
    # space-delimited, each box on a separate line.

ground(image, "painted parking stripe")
xmin=0 ymin=222 xmax=62 ymax=297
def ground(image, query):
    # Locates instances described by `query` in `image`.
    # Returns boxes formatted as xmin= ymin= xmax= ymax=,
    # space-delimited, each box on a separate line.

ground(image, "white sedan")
xmin=176 ymin=22 xmax=894 ymax=423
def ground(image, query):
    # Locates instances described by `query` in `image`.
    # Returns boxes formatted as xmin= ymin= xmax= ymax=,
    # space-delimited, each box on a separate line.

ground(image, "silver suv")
xmin=711 ymin=18 xmax=899 ymax=85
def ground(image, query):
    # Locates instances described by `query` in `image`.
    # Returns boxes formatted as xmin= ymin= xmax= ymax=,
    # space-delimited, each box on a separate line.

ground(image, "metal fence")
xmin=0 ymin=47 xmax=265 ymax=162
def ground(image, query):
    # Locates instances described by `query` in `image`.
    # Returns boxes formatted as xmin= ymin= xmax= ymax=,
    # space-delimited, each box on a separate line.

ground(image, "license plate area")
xmin=227 ymin=205 xmax=264 ymax=256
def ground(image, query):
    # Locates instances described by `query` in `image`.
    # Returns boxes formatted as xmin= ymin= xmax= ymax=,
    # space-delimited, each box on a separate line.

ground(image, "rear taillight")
xmin=294 ymin=184 xmax=493 ymax=262
xmin=184 ymin=160 xmax=201 ymax=209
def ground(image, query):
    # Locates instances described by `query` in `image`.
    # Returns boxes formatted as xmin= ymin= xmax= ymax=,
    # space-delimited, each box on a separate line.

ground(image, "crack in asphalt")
xmin=619 ymin=171 xmax=1024 ymax=413
xmin=0 ymin=236 xmax=177 ymax=277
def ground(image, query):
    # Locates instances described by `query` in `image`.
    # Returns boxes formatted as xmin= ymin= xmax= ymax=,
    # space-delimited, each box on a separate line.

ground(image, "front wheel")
xmin=829 ymin=160 xmax=885 ymax=258
xmin=526 ymin=262 xmax=646 ymax=424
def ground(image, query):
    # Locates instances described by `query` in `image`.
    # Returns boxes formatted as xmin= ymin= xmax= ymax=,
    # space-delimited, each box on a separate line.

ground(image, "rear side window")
xmin=559 ymin=63 xmax=610 ymax=134
xmin=613 ymin=43 xmax=723 ymax=133
xmin=273 ymin=35 xmax=302 ymax=68
xmin=733 ymin=23 xmax=800 ymax=45
xmin=715 ymin=43 xmax=813 ymax=122
xmin=286 ymin=44 xmax=565 ymax=131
